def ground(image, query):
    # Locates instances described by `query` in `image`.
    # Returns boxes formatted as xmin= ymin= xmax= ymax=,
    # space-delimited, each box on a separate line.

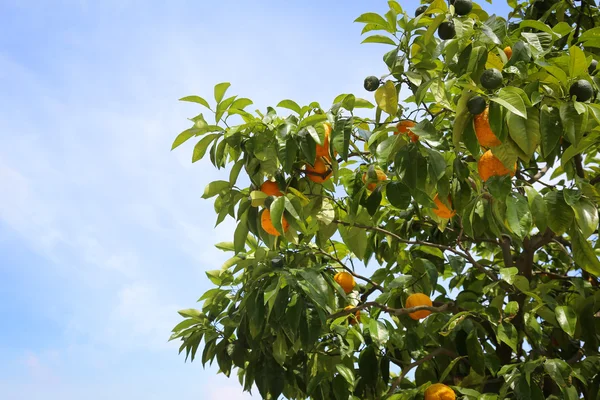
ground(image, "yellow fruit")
xmin=503 ymin=46 xmax=512 ymax=60
xmin=474 ymin=107 xmax=501 ymax=147
xmin=334 ymin=271 xmax=356 ymax=294
xmin=315 ymin=123 xmax=332 ymax=158
xmin=405 ymin=293 xmax=433 ymax=320
xmin=395 ymin=120 xmax=418 ymax=142
xmin=260 ymin=209 xmax=289 ymax=236
xmin=344 ymin=305 xmax=361 ymax=325
xmin=260 ymin=180 xmax=283 ymax=197
xmin=477 ymin=150 xmax=516 ymax=182
xmin=424 ymin=383 xmax=456 ymax=400
xmin=305 ymin=156 xmax=332 ymax=183
xmin=432 ymin=194 xmax=456 ymax=219
xmin=362 ymin=169 xmax=387 ymax=191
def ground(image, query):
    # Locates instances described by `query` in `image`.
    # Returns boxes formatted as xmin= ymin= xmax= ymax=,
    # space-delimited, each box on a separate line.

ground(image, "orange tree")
xmin=170 ymin=0 xmax=600 ymax=398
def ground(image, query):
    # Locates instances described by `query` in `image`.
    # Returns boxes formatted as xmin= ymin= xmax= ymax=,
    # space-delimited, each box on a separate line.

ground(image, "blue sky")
xmin=0 ymin=1 xmax=510 ymax=399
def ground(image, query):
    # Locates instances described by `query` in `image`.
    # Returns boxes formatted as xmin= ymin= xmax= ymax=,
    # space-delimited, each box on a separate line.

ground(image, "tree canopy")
xmin=170 ymin=0 xmax=600 ymax=398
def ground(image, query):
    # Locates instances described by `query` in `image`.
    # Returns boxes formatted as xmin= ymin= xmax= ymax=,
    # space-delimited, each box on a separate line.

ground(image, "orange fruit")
xmin=473 ymin=107 xmax=501 ymax=147
xmin=260 ymin=208 xmax=289 ymax=236
xmin=315 ymin=123 xmax=333 ymax=158
xmin=424 ymin=383 xmax=455 ymax=400
xmin=305 ymin=156 xmax=332 ymax=183
xmin=432 ymin=194 xmax=456 ymax=219
xmin=344 ymin=305 xmax=361 ymax=325
xmin=362 ymin=169 xmax=387 ymax=191
xmin=260 ymin=180 xmax=283 ymax=197
xmin=334 ymin=271 xmax=356 ymax=294
xmin=395 ymin=120 xmax=418 ymax=142
xmin=405 ymin=293 xmax=433 ymax=320
xmin=477 ymin=150 xmax=516 ymax=182
xmin=503 ymin=46 xmax=512 ymax=60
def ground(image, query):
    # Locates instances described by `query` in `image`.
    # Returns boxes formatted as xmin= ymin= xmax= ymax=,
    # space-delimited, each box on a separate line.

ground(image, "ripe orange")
xmin=503 ymin=46 xmax=512 ymax=60
xmin=260 ymin=208 xmax=289 ymax=236
xmin=432 ymin=194 xmax=456 ymax=218
xmin=405 ymin=293 xmax=433 ymax=320
xmin=315 ymin=123 xmax=334 ymax=158
xmin=477 ymin=150 xmax=516 ymax=182
xmin=362 ymin=169 xmax=387 ymax=191
xmin=395 ymin=120 xmax=418 ymax=142
xmin=473 ymin=107 xmax=501 ymax=147
xmin=334 ymin=271 xmax=356 ymax=294
xmin=344 ymin=305 xmax=361 ymax=325
xmin=424 ymin=383 xmax=455 ymax=400
xmin=305 ymin=156 xmax=332 ymax=183
xmin=260 ymin=180 xmax=283 ymax=197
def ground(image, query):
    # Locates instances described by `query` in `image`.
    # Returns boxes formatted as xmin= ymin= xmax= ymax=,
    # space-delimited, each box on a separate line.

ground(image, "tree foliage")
xmin=171 ymin=0 xmax=600 ymax=398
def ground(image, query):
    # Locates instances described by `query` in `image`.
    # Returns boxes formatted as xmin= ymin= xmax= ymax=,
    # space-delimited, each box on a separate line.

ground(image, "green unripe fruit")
xmin=467 ymin=96 xmax=487 ymax=115
xmin=364 ymin=76 xmax=380 ymax=92
xmin=480 ymin=68 xmax=503 ymax=90
xmin=415 ymin=5 xmax=428 ymax=17
xmin=589 ymin=60 xmax=598 ymax=75
xmin=454 ymin=0 xmax=473 ymax=15
xmin=569 ymin=79 xmax=593 ymax=102
xmin=271 ymin=257 xmax=284 ymax=269
xmin=438 ymin=21 xmax=456 ymax=40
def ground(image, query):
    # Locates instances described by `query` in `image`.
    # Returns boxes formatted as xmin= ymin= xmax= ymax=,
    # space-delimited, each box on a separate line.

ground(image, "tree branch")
xmin=327 ymin=301 xmax=452 ymax=321
xmin=334 ymin=219 xmax=501 ymax=283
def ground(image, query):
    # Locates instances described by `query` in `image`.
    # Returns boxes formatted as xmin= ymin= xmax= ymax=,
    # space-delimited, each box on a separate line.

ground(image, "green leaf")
xmin=543 ymin=359 xmax=570 ymax=388
xmin=386 ymin=181 xmax=411 ymax=209
xmin=269 ymin=196 xmax=286 ymax=235
xmin=497 ymin=322 xmax=518 ymax=353
xmin=524 ymin=186 xmax=548 ymax=233
xmin=192 ymin=134 xmax=219 ymax=162
xmin=202 ymin=180 xmax=229 ymax=199
xmin=467 ymin=330 xmax=485 ymax=375
xmin=569 ymin=45 xmax=588 ymax=78
xmin=361 ymin=35 xmax=397 ymax=46
xmin=555 ymin=305 xmax=577 ymax=337
xmin=368 ymin=319 xmax=389 ymax=346
xmin=339 ymin=223 xmax=368 ymax=260
xmin=358 ymin=345 xmax=379 ymax=386
xmin=540 ymin=105 xmax=562 ymax=158
xmin=492 ymin=88 xmax=527 ymax=119
xmin=499 ymin=267 xmax=519 ymax=284
xmin=560 ymin=102 xmax=587 ymax=147
xmin=366 ymin=186 xmax=383 ymax=216
xmin=272 ymin=333 xmax=288 ymax=365
xmin=298 ymin=270 xmax=330 ymax=311
xmin=234 ymin=214 xmax=249 ymax=253
xmin=354 ymin=12 xmax=390 ymax=30
xmin=545 ymin=191 xmax=574 ymax=235
xmin=336 ymin=364 xmax=355 ymax=386
xmin=570 ymin=227 xmax=600 ymax=276
xmin=172 ymin=128 xmax=198 ymax=150
xmin=453 ymin=89 xmax=474 ymax=148
xmin=214 ymin=82 xmax=231 ymax=103
xmin=426 ymin=148 xmax=447 ymax=182
xmin=317 ymin=198 xmax=335 ymax=225
xmin=180 ymin=95 xmax=211 ymax=108
xmin=505 ymin=194 xmax=532 ymax=239
xmin=374 ymin=81 xmax=398 ymax=116
xmin=572 ymin=198 xmax=598 ymax=238
xmin=229 ymin=98 xmax=253 ymax=111
xmin=524 ymin=312 xmax=543 ymax=344
xmin=277 ymin=99 xmax=302 ymax=115
xmin=519 ymin=20 xmax=558 ymax=37
xmin=376 ymin=134 xmax=406 ymax=161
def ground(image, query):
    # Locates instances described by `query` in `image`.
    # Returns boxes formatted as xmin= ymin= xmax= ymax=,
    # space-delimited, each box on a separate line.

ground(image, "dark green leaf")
xmin=555 ymin=305 xmax=577 ymax=337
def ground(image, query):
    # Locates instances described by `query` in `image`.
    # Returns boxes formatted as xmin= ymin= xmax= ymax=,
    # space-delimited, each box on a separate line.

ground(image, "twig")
xmin=315 ymin=247 xmax=385 ymax=292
